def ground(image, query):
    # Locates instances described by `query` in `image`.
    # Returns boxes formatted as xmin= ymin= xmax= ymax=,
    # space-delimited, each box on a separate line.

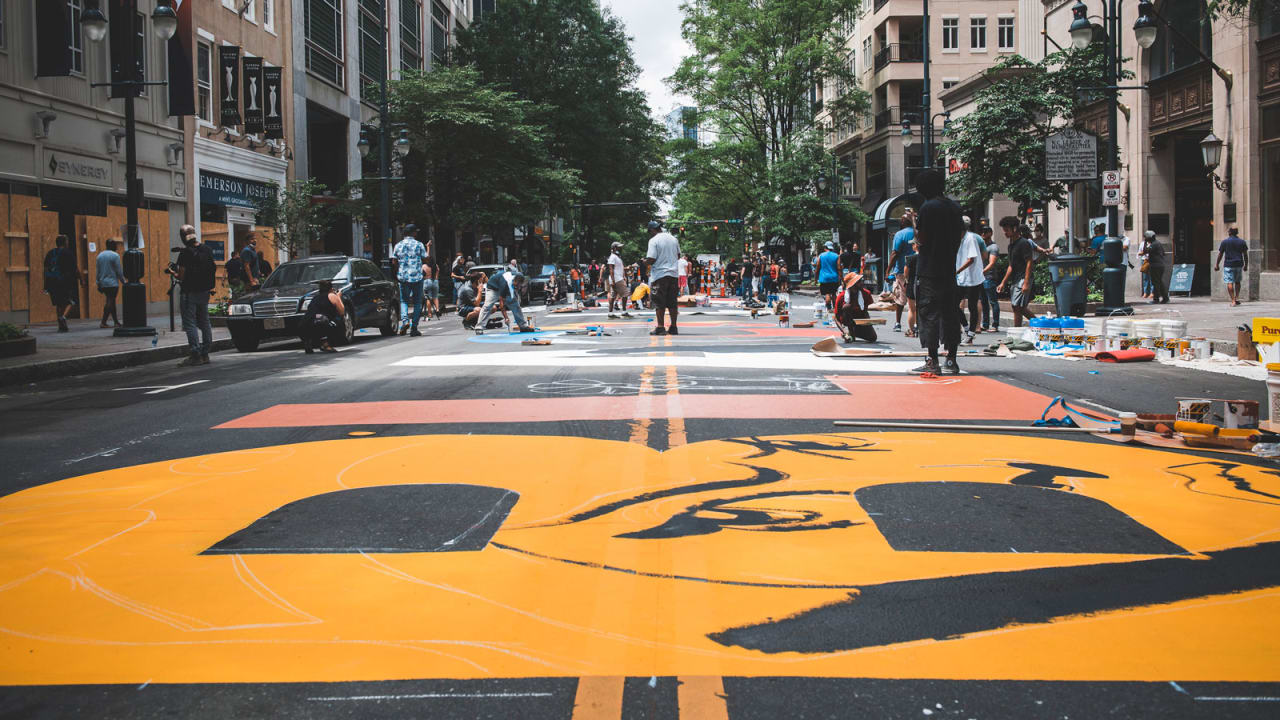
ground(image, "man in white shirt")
xmin=955 ymin=216 xmax=986 ymax=344
xmin=643 ymin=220 xmax=681 ymax=335
xmin=677 ymin=254 xmax=690 ymax=295
xmin=606 ymin=242 xmax=631 ymax=318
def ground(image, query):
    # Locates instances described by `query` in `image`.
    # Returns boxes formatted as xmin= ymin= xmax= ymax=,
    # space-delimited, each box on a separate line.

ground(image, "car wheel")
xmin=379 ymin=302 xmax=400 ymax=336
xmin=230 ymin=327 xmax=260 ymax=353
xmin=338 ymin=307 xmax=356 ymax=346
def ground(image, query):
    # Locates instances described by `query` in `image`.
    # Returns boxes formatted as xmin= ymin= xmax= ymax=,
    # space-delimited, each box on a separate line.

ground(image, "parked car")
xmin=529 ymin=264 xmax=564 ymax=302
xmin=225 ymin=256 xmax=399 ymax=352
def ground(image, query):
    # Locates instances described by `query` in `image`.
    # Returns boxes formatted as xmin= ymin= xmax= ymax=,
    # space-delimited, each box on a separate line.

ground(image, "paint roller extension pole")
xmin=832 ymin=421 xmax=1103 ymax=433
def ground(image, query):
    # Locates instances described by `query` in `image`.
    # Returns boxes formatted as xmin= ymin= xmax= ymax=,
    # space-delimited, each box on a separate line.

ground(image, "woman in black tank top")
xmin=304 ymin=280 xmax=345 ymax=353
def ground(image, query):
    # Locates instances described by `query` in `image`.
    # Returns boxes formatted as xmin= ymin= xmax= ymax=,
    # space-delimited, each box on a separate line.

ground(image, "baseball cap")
xmin=825 ymin=241 xmax=835 ymax=250
xmin=404 ymin=223 xmax=418 ymax=236
xmin=647 ymin=220 xmax=663 ymax=231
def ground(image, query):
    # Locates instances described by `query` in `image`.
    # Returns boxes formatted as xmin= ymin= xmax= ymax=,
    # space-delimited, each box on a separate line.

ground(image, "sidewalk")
xmin=1 ymin=313 xmax=238 ymax=387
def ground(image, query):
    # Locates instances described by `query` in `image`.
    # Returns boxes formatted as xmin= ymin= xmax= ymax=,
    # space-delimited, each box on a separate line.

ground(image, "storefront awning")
xmin=871 ymin=192 xmax=924 ymax=231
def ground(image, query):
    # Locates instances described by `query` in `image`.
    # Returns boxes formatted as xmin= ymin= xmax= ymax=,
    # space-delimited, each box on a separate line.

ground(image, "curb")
xmin=0 ymin=337 xmax=285 ymax=388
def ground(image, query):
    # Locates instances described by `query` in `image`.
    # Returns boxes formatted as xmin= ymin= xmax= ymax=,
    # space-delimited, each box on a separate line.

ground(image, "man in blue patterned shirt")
xmin=392 ymin=224 xmax=429 ymax=336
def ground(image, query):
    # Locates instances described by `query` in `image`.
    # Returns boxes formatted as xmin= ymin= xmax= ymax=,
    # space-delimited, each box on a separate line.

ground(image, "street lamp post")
xmin=82 ymin=0 xmax=178 ymax=337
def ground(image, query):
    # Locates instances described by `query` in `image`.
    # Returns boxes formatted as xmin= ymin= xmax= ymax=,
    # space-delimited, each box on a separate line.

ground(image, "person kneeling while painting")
xmin=457 ymin=272 xmax=483 ymax=329
xmin=303 ymin=280 xmax=344 ymax=354
xmin=834 ymin=271 xmax=878 ymax=344
xmin=475 ymin=271 xmax=535 ymax=333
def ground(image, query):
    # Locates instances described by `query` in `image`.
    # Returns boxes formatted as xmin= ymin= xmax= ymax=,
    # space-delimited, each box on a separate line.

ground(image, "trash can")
xmin=1048 ymin=254 xmax=1090 ymax=317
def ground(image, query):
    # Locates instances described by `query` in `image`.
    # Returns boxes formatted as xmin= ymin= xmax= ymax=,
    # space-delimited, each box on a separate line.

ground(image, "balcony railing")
xmin=872 ymin=42 xmax=924 ymax=71
xmin=872 ymin=105 xmax=925 ymax=131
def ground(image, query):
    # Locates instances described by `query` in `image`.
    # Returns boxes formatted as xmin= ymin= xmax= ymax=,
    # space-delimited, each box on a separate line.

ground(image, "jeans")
xmin=476 ymin=293 xmax=527 ymax=329
xmin=960 ymin=284 xmax=983 ymax=333
xmin=1141 ymin=272 xmax=1153 ymax=296
xmin=917 ymin=280 xmax=962 ymax=355
xmin=982 ymin=277 xmax=1001 ymax=328
xmin=400 ymin=279 xmax=424 ymax=328
xmin=180 ymin=290 xmax=213 ymax=358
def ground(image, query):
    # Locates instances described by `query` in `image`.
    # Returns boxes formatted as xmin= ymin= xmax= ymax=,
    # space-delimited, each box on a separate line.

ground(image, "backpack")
xmin=44 ymin=249 xmax=62 ymax=281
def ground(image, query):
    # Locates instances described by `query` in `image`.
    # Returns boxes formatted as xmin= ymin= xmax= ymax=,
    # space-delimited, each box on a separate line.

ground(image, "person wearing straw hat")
xmin=833 ymin=271 xmax=878 ymax=343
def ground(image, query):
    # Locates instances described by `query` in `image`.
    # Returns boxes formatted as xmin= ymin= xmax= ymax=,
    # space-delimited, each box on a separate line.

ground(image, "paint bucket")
xmin=1191 ymin=337 xmax=1210 ymax=359
xmin=1134 ymin=319 xmax=1163 ymax=339
xmin=1092 ymin=336 xmax=1107 ymax=352
xmin=1106 ymin=318 xmax=1133 ymax=338
xmin=1084 ymin=318 xmax=1105 ymax=336
xmin=1160 ymin=319 xmax=1187 ymax=339
xmin=1268 ymin=363 xmax=1280 ymax=422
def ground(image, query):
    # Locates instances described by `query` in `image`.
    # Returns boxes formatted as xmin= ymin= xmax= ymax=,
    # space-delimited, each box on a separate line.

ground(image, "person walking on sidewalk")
xmin=43 ymin=234 xmax=85 ymax=332
xmin=1145 ymin=230 xmax=1170 ymax=304
xmin=606 ymin=242 xmax=631 ymax=318
xmin=912 ymin=170 xmax=965 ymax=375
xmin=175 ymin=225 xmax=216 ymax=366
xmin=644 ymin=220 xmax=682 ymax=336
xmin=1215 ymin=227 xmax=1248 ymax=306
xmin=997 ymin=216 xmax=1038 ymax=326
xmin=95 ymin=240 xmax=124 ymax=328
xmin=392 ymin=224 xmax=428 ymax=336
xmin=816 ymin=241 xmax=841 ymax=310
xmin=955 ymin=217 xmax=986 ymax=344
xmin=450 ymin=253 xmax=467 ymax=307
xmin=979 ymin=224 xmax=1000 ymax=331
xmin=422 ymin=261 xmax=440 ymax=320
xmin=240 ymin=235 xmax=263 ymax=289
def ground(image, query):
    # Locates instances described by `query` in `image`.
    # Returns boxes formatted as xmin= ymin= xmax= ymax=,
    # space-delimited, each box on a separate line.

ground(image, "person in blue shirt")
xmin=1089 ymin=223 xmax=1107 ymax=260
xmin=887 ymin=214 xmax=916 ymax=331
xmin=1214 ymin=227 xmax=1249 ymax=306
xmin=816 ymin=241 xmax=841 ymax=309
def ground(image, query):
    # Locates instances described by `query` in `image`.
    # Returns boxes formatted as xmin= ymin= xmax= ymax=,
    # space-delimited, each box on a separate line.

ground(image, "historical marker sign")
xmin=1045 ymin=129 xmax=1098 ymax=181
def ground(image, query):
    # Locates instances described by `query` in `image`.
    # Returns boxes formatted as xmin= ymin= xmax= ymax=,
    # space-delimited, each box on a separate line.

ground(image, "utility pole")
xmin=921 ymin=0 xmax=932 ymax=171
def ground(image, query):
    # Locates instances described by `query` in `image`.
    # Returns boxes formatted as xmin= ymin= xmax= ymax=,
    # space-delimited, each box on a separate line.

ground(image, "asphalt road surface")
xmin=2 ymin=299 xmax=1278 ymax=719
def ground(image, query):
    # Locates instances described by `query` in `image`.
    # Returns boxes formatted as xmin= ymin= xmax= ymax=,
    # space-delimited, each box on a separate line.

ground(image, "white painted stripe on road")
xmin=144 ymin=380 xmax=209 ymax=394
xmin=1193 ymin=696 xmax=1280 ymax=702
xmin=307 ymin=692 xmax=555 ymax=702
xmin=393 ymin=350 xmax=919 ymax=373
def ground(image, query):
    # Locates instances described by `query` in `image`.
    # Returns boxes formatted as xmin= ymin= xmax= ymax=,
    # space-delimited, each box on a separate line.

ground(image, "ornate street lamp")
xmin=1133 ymin=0 xmax=1158 ymax=49
xmin=900 ymin=120 xmax=914 ymax=148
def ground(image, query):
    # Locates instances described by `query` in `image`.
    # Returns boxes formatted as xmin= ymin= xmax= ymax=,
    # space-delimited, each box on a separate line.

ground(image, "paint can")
xmin=1267 ymin=364 xmax=1280 ymax=422
xmin=1190 ymin=337 xmax=1210 ymax=359
xmin=1091 ymin=336 xmax=1106 ymax=352
xmin=1119 ymin=412 xmax=1137 ymax=437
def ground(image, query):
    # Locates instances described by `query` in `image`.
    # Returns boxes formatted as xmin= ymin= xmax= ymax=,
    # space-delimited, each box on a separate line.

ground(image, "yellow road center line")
xmin=665 ymin=360 xmax=686 ymax=449
xmin=629 ymin=365 xmax=656 ymax=445
xmin=571 ymin=676 xmax=626 ymax=720
xmin=677 ymin=676 xmax=730 ymax=719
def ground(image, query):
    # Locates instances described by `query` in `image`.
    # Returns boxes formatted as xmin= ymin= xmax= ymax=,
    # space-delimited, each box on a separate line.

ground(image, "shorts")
xmin=610 ymin=280 xmax=627 ymax=299
xmin=678 ymin=276 xmax=688 ymax=292
xmin=98 ymin=285 xmax=119 ymax=301
xmin=904 ymin=277 xmax=916 ymax=302
xmin=423 ymin=280 xmax=439 ymax=299
xmin=892 ymin=277 xmax=908 ymax=306
xmin=652 ymin=276 xmax=680 ymax=310
xmin=1011 ymin=282 xmax=1034 ymax=308
xmin=1223 ymin=265 xmax=1242 ymax=285
xmin=47 ymin=279 xmax=74 ymax=307
xmin=819 ymin=281 xmax=839 ymax=297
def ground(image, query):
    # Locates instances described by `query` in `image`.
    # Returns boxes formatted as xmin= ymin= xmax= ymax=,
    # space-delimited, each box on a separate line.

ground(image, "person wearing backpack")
xmin=44 ymin=234 xmax=85 ymax=332
xmin=175 ymin=225 xmax=217 ymax=366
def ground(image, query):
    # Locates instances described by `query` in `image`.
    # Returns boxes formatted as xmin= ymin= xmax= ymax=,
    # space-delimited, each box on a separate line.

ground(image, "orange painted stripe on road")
xmin=215 ymin=378 xmax=1052 ymax=429
xmin=678 ymin=676 xmax=730 ymax=719
xmin=571 ymin=676 xmax=625 ymax=720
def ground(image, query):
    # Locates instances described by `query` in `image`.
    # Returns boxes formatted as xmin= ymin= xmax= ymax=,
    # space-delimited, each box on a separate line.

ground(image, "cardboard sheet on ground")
xmin=811 ymin=336 xmax=994 ymax=358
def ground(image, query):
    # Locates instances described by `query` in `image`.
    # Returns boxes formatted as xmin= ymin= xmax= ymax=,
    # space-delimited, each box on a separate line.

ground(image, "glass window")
xmin=135 ymin=12 xmax=146 ymax=94
xmin=970 ymin=17 xmax=986 ymax=51
xmin=431 ymin=0 xmax=449 ymax=65
xmin=197 ymin=42 xmax=213 ymax=123
xmin=263 ymin=0 xmax=273 ymax=30
xmin=862 ymin=37 xmax=872 ymax=71
xmin=0 ymin=0 xmax=6 ymax=50
xmin=401 ymin=0 xmax=423 ymax=70
xmin=357 ymin=259 xmax=385 ymax=279
xmin=244 ymin=0 xmax=255 ymax=22
xmin=942 ymin=18 xmax=958 ymax=50
xmin=263 ymin=260 xmax=351 ymax=288
xmin=68 ymin=0 xmax=84 ymax=74
xmin=942 ymin=79 xmax=958 ymax=89
xmin=1147 ymin=0 xmax=1212 ymax=79
xmin=359 ymin=0 xmax=386 ymax=91
xmin=998 ymin=17 xmax=1014 ymax=51
xmin=306 ymin=0 xmax=345 ymax=88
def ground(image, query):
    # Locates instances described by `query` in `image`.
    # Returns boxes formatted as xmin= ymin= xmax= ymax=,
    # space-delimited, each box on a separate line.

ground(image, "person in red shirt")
xmin=834 ymin=272 xmax=878 ymax=343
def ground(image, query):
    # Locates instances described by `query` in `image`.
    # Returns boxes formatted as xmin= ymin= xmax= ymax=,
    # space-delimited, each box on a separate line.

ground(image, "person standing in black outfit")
xmin=911 ymin=170 xmax=965 ymax=375
xmin=175 ymin=225 xmax=217 ymax=366
xmin=1144 ymin=230 xmax=1170 ymax=304
xmin=44 ymin=234 xmax=85 ymax=332
xmin=303 ymin=279 xmax=345 ymax=353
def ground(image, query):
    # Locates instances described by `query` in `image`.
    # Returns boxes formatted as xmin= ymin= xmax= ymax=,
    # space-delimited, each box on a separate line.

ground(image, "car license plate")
xmin=264 ymin=317 xmax=285 ymax=330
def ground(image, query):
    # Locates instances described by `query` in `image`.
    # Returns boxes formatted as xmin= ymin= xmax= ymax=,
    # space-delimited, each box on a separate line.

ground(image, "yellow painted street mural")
xmin=1 ymin=433 xmax=1278 ymax=685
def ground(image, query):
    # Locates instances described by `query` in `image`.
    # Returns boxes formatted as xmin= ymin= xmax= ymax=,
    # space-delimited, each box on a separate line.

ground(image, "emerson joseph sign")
xmin=199 ymin=170 xmax=275 ymax=210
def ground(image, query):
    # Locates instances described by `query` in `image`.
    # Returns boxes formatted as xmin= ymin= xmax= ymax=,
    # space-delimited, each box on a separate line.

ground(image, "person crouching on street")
xmin=475 ymin=271 xmax=534 ymax=332
xmin=303 ymin=279 xmax=344 ymax=353
xmin=834 ymin=271 xmax=878 ymax=343
xmin=457 ymin=272 xmax=483 ymax=328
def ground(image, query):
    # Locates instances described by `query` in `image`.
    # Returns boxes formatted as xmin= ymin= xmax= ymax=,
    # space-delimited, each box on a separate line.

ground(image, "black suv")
xmin=225 ymin=256 xmax=399 ymax=352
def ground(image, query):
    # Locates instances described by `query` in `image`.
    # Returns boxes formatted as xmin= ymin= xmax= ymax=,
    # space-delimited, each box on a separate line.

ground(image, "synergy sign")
xmin=199 ymin=170 xmax=275 ymax=210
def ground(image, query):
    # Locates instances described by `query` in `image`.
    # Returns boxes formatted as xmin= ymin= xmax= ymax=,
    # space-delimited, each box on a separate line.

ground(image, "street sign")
xmin=1169 ymin=263 xmax=1195 ymax=294
xmin=1045 ymin=129 xmax=1098 ymax=181
xmin=1102 ymin=170 xmax=1123 ymax=207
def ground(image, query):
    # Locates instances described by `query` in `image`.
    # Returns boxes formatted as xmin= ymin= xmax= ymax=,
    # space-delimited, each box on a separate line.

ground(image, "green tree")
xmin=940 ymin=46 xmax=1120 ymax=209
xmin=457 ymin=0 xmax=666 ymax=256
xmin=377 ymin=66 xmax=581 ymax=250
xmin=255 ymin=178 xmax=334 ymax=259
xmin=668 ymin=0 xmax=868 ymax=244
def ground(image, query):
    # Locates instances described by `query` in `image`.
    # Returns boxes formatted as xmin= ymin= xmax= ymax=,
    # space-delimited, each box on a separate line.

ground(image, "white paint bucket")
xmin=1190 ymin=337 xmax=1210 ymax=359
xmin=1161 ymin=319 xmax=1187 ymax=339
xmin=1106 ymin=318 xmax=1133 ymax=337
xmin=1269 ymin=363 xmax=1280 ymax=422
xmin=1134 ymin=319 xmax=1163 ymax=338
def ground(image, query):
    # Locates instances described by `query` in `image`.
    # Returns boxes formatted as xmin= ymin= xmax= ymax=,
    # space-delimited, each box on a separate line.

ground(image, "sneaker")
xmin=650 ymin=327 xmax=667 ymax=336
xmin=942 ymin=358 xmax=961 ymax=375
xmin=667 ymin=326 xmax=679 ymax=335
xmin=177 ymin=355 xmax=202 ymax=367
xmin=410 ymin=328 xmax=422 ymax=337
xmin=622 ymin=312 xmax=633 ymax=318
xmin=57 ymin=318 xmax=69 ymax=332
xmin=319 ymin=343 xmax=337 ymax=353
xmin=893 ymin=322 xmax=902 ymax=331
xmin=965 ymin=331 xmax=976 ymax=345
xmin=398 ymin=324 xmax=409 ymax=336
xmin=912 ymin=359 xmax=941 ymax=374
xmin=607 ymin=313 xmax=619 ymax=319
xmin=200 ymin=355 xmax=210 ymax=365
xmin=981 ymin=325 xmax=991 ymax=332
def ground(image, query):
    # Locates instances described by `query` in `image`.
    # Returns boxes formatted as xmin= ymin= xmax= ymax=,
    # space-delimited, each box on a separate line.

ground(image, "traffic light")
xmin=712 ymin=225 xmax=719 ymax=231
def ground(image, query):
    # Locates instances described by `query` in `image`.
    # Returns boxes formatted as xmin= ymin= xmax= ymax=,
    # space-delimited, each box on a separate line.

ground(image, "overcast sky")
xmin=599 ymin=0 xmax=692 ymax=119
